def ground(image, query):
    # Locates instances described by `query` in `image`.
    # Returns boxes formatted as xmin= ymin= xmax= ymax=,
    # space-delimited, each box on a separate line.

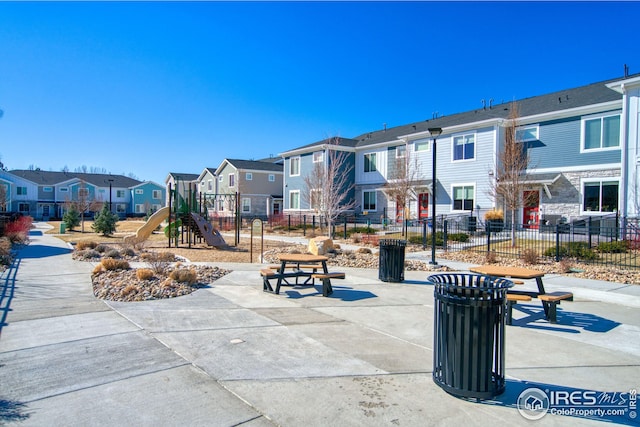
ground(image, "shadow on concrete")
xmin=0 ymin=258 xmax=20 ymax=337
xmin=0 ymin=398 xmax=30 ymax=423
xmin=284 ymin=286 xmax=377 ymax=302
xmin=510 ymin=304 xmax=621 ymax=334
xmin=14 ymin=244 xmax=72 ymax=259
xmin=474 ymin=378 xmax=636 ymax=425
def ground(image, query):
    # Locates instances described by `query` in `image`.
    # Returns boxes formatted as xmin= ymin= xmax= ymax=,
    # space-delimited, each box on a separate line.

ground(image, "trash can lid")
xmin=427 ymin=273 xmax=513 ymax=290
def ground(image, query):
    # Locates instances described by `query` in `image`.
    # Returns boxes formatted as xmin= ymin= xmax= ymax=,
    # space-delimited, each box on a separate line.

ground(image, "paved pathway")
xmin=1 ymin=223 xmax=638 ymax=426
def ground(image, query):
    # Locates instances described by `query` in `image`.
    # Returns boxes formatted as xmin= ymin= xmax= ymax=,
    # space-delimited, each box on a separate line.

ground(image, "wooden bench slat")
xmin=260 ymin=269 xmax=276 ymax=276
xmin=312 ymin=273 xmax=345 ymax=279
xmin=507 ymin=293 xmax=532 ymax=302
xmin=269 ymin=264 xmax=322 ymax=270
xmin=538 ymin=292 xmax=573 ymax=302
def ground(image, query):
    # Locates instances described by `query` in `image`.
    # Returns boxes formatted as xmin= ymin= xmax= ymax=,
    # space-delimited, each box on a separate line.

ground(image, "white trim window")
xmin=289 ymin=190 xmax=300 ymax=210
xmin=452 ymin=184 xmax=475 ymax=211
xmin=60 ymin=187 xmax=69 ymax=192
xmin=396 ymin=145 xmax=406 ymax=158
xmin=582 ymin=178 xmax=619 ymax=213
xmin=116 ymin=204 xmax=127 ymax=213
xmin=219 ymin=175 xmax=224 ymax=183
xmin=78 ymin=188 xmax=89 ymax=197
xmin=229 ymin=173 xmax=235 ymax=187
xmin=363 ymin=190 xmax=377 ymax=211
xmin=135 ymin=189 xmax=143 ymax=194
xmin=364 ymin=153 xmax=377 ymax=173
xmin=152 ymin=190 xmax=161 ymax=199
xmin=17 ymin=186 xmax=27 ymax=195
xmin=242 ymin=197 xmax=251 ymax=213
xmin=413 ymin=138 xmax=430 ymax=152
xmin=452 ymin=133 xmax=475 ymax=161
xmin=582 ymin=114 xmax=621 ymax=151
xmin=246 ymin=173 xmax=252 ymax=181
xmin=310 ymin=189 xmax=322 ymax=211
xmin=116 ymin=190 xmax=125 ymax=198
xmin=268 ymin=174 xmax=275 ymax=182
xmin=313 ymin=151 xmax=324 ymax=163
xmin=290 ymin=157 xmax=300 ymax=176
xmin=516 ymin=125 xmax=539 ymax=142
xmin=43 ymin=186 xmax=53 ymax=192
xmin=135 ymin=204 xmax=145 ymax=213
xmin=208 ymin=180 xmax=213 ymax=190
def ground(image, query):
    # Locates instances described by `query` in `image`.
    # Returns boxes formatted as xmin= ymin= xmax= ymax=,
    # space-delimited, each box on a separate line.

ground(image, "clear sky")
xmin=0 ymin=1 xmax=638 ymax=186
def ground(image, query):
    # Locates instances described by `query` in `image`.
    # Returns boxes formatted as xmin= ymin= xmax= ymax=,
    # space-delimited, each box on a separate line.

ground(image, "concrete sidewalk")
xmin=1 ymin=224 xmax=638 ymax=426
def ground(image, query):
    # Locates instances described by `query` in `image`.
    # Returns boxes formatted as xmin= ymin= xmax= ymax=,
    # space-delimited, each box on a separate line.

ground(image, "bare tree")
xmin=303 ymin=138 xmax=356 ymax=238
xmin=65 ymin=180 xmax=103 ymax=233
xmin=0 ymin=184 xmax=7 ymax=211
xmin=383 ymin=143 xmax=419 ymax=236
xmin=489 ymin=102 xmax=536 ymax=247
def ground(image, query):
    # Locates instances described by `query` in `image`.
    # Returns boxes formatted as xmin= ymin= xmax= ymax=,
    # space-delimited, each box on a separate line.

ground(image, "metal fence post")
xmin=555 ymin=225 xmax=560 ymax=262
xmin=486 ymin=224 xmax=491 ymax=253
xmin=303 ymin=215 xmax=306 ymax=236
xmin=423 ymin=220 xmax=427 ymax=250
xmin=344 ymin=216 xmax=347 ymax=239
xmin=443 ymin=220 xmax=448 ymax=251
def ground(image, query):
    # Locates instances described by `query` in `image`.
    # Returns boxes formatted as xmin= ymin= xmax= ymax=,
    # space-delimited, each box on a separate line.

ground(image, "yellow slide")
xmin=130 ymin=206 xmax=170 ymax=241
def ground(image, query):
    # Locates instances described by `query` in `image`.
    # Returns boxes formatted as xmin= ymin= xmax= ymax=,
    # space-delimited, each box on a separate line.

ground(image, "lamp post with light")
xmin=428 ymin=127 xmax=442 ymax=265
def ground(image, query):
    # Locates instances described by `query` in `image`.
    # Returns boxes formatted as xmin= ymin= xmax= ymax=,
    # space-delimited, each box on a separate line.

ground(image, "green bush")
xmin=407 ymin=231 xmax=468 ymax=246
xmin=63 ymin=207 xmax=80 ymax=231
xmin=92 ymin=205 xmax=118 ymax=236
xmin=597 ymin=240 xmax=629 ymax=253
xmin=544 ymin=242 xmax=598 ymax=260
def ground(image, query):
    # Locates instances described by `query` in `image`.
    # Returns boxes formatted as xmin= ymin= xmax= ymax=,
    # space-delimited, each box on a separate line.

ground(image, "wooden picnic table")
xmin=468 ymin=265 xmax=573 ymax=324
xmin=260 ymin=254 xmax=344 ymax=297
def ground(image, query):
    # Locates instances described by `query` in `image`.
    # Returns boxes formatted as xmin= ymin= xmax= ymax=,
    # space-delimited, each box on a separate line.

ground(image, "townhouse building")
xmin=0 ymin=170 xmax=165 ymax=220
xmin=280 ymin=73 xmax=640 ymax=228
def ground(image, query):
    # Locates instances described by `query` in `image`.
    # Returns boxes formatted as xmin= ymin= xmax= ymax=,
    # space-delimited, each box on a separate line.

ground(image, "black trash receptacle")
xmin=428 ymin=273 xmax=513 ymax=399
xmin=378 ymin=239 xmax=407 ymax=282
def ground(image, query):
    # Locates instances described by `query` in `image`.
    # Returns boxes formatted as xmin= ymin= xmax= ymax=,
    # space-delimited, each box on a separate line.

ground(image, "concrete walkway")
xmin=1 ymin=223 xmax=638 ymax=426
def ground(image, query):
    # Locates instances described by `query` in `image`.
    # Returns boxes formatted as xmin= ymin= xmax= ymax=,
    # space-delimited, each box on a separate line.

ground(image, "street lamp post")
xmin=107 ymin=178 xmax=114 ymax=213
xmin=429 ymin=127 xmax=442 ymax=265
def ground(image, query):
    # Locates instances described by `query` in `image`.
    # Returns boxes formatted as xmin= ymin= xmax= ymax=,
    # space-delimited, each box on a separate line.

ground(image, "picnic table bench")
xmin=261 ymin=254 xmax=345 ymax=297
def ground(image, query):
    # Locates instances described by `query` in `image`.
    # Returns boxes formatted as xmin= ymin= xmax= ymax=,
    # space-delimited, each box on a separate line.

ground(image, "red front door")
xmin=523 ymin=191 xmax=540 ymax=229
xmin=418 ymin=193 xmax=429 ymax=220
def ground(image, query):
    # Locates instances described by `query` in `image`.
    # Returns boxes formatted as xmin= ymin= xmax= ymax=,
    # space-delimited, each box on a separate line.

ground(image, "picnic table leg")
xmin=275 ymin=261 xmax=286 ymax=294
xmin=535 ymin=277 xmax=550 ymax=319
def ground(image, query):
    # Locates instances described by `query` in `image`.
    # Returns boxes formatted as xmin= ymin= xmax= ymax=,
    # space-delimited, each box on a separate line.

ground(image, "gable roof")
xmin=281 ymin=73 xmax=637 ymax=154
xmin=9 ymin=170 xmax=141 ymax=188
xmin=166 ymin=172 xmax=200 ymax=182
xmin=223 ymin=159 xmax=283 ymax=173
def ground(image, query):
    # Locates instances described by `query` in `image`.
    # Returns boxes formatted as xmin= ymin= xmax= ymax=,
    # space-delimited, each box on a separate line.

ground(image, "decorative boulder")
xmin=309 ymin=236 xmax=334 ymax=255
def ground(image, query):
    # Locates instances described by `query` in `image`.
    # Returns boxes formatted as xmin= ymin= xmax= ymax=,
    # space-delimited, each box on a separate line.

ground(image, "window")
xmin=414 ymin=138 xmax=429 ymax=152
xmin=60 ymin=187 xmax=69 ymax=192
xmin=310 ymin=189 xmax=322 ymax=211
xmin=246 ymin=172 xmax=252 ymax=181
xmin=43 ymin=186 xmax=53 ymax=192
xmin=364 ymin=153 xmax=377 ymax=172
xmin=583 ymin=180 xmax=619 ymax=213
xmin=78 ymin=188 xmax=89 ymax=197
xmin=313 ymin=151 xmax=324 ymax=163
xmin=218 ymin=200 xmax=224 ymax=211
xmin=135 ymin=204 xmax=144 ymax=213
xmin=583 ymin=114 xmax=620 ymax=150
xmin=516 ymin=125 xmax=539 ymax=142
xmin=396 ymin=145 xmax=406 ymax=158
xmin=116 ymin=190 xmax=125 ymax=198
xmin=152 ymin=190 xmax=161 ymax=199
xmin=18 ymin=203 xmax=29 ymax=213
xmin=268 ymin=174 xmax=275 ymax=182
xmin=242 ymin=198 xmax=251 ymax=213
xmin=453 ymin=185 xmax=475 ymax=211
xmin=453 ymin=134 xmax=475 ymax=161
xmin=208 ymin=180 xmax=213 ymax=190
xmin=229 ymin=174 xmax=235 ymax=187
xmin=290 ymin=157 xmax=300 ymax=176
xmin=219 ymin=175 xmax=223 ymax=182
xmin=152 ymin=204 xmax=161 ymax=211
xmin=363 ymin=191 xmax=377 ymax=211
xmin=289 ymin=190 xmax=300 ymax=209
xmin=17 ymin=186 xmax=27 ymax=195
xmin=116 ymin=204 xmax=127 ymax=213
xmin=42 ymin=205 xmax=50 ymax=217
xmin=135 ymin=189 xmax=143 ymax=194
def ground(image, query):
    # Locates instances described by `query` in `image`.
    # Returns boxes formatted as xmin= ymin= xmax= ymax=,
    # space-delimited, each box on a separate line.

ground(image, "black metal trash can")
xmin=428 ymin=273 xmax=513 ymax=399
xmin=378 ymin=239 xmax=407 ymax=282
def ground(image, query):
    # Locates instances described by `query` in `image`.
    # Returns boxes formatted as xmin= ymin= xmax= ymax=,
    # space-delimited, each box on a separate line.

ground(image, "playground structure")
xmin=125 ymin=180 xmax=240 ymax=249
xmin=165 ymin=180 xmax=240 ymax=249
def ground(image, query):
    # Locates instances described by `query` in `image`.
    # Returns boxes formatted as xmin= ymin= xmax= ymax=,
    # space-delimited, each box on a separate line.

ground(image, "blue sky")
xmin=0 ymin=1 xmax=638 ymax=186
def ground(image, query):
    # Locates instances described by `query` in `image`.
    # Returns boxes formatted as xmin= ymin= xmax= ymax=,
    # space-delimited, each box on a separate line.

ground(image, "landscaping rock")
xmin=309 ymin=236 xmax=334 ymax=255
